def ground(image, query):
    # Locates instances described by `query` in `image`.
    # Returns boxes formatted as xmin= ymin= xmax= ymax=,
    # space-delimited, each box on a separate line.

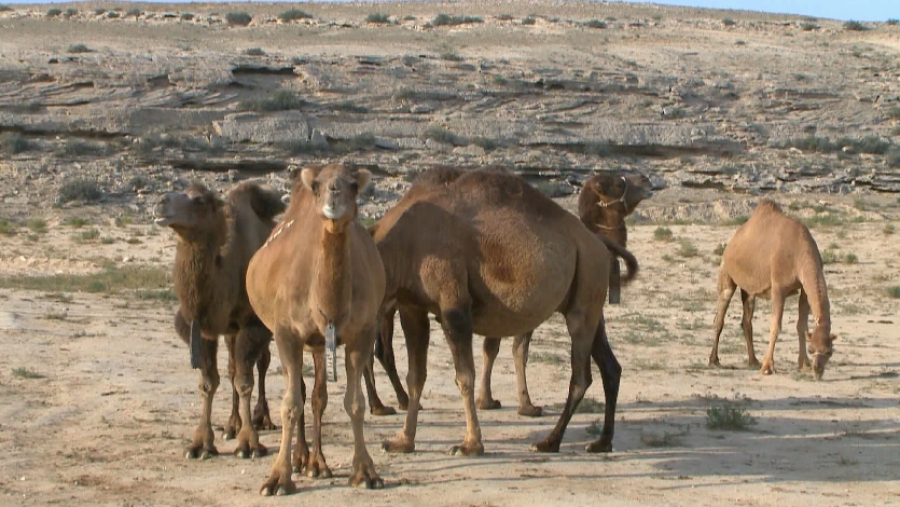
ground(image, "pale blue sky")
xmin=1 ymin=0 xmax=897 ymax=22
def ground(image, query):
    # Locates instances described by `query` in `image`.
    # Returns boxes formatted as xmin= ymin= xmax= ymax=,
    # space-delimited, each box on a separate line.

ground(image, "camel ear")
xmin=356 ymin=169 xmax=372 ymax=194
xmin=300 ymin=168 xmax=317 ymax=193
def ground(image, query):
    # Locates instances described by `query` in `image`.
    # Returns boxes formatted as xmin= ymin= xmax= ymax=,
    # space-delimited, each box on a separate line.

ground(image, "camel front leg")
xmin=586 ymin=315 xmax=620 ymax=453
xmin=233 ymin=326 xmax=269 ymax=459
xmin=224 ymin=335 xmax=240 ymax=440
xmin=476 ymin=337 xmax=502 ymax=410
xmin=260 ymin=335 xmax=304 ymax=496
xmin=709 ymin=272 xmax=736 ymax=367
xmin=441 ymin=306 xmax=484 ymax=456
xmin=364 ymin=350 xmax=397 ymax=416
xmin=512 ymin=332 xmax=542 ymax=417
xmin=304 ymin=350 xmax=332 ymax=478
xmin=186 ymin=337 xmax=220 ymax=459
xmin=252 ymin=344 xmax=278 ymax=430
xmin=532 ymin=310 xmax=596 ymax=453
xmin=383 ymin=306 xmax=430 ymax=454
xmin=796 ymin=291 xmax=812 ymax=371
xmin=377 ymin=306 xmax=411 ymax=410
xmin=291 ymin=374 xmax=310 ymax=474
xmin=345 ymin=332 xmax=384 ymax=489
xmin=760 ymin=289 xmax=787 ymax=375
xmin=740 ymin=290 xmax=760 ymax=367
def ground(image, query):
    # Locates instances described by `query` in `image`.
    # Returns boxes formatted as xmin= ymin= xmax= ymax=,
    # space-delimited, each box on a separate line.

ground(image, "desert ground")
xmin=1 ymin=1 xmax=900 ymax=506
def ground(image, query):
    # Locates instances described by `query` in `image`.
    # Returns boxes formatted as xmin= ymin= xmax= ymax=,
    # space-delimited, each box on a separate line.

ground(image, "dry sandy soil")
xmin=2 ymin=1 xmax=900 ymax=507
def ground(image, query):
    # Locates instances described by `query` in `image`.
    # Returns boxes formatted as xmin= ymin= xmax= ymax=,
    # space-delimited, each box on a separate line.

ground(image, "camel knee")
xmin=483 ymin=338 xmax=501 ymax=357
xmin=200 ymin=371 xmax=220 ymax=394
xmin=343 ymin=391 xmax=365 ymax=418
xmin=442 ymin=307 xmax=472 ymax=337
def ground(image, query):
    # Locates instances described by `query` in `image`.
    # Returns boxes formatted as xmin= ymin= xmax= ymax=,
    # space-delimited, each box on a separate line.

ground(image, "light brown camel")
xmin=247 ymin=163 xmax=385 ymax=495
xmin=154 ymin=181 xmax=285 ymax=459
xmin=709 ymin=200 xmax=837 ymax=380
xmin=373 ymin=166 xmax=637 ymax=455
xmin=365 ymin=171 xmax=650 ymax=418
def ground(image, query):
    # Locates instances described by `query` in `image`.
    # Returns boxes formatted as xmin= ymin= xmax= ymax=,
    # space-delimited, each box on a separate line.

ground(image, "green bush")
xmin=243 ymin=47 xmax=266 ymax=56
xmin=653 ymin=226 xmax=673 ymax=242
xmin=707 ymin=403 xmax=756 ymax=430
xmin=0 ymin=5 xmax=13 ymax=12
xmin=46 ymin=8 xmax=62 ymax=17
xmin=0 ymin=132 xmax=30 ymax=155
xmin=583 ymin=19 xmax=607 ymax=29
xmin=279 ymin=9 xmax=312 ymax=22
xmin=58 ymin=178 xmax=103 ymax=203
xmin=366 ymin=13 xmax=391 ymax=24
xmin=238 ymin=89 xmax=309 ymax=112
xmin=226 ymin=11 xmax=252 ymax=27
xmin=126 ymin=8 xmax=141 ymax=18
xmin=432 ymin=13 xmax=483 ymax=26
xmin=64 ymin=8 xmax=78 ymax=18
xmin=844 ymin=20 xmax=868 ymax=31
xmin=722 ymin=17 xmax=736 ymax=26
xmin=67 ymin=44 xmax=92 ymax=54
xmin=180 ymin=12 xmax=194 ymax=21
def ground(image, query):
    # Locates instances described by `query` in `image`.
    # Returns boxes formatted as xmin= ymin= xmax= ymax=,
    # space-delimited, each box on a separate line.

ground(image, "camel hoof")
xmin=585 ymin=440 xmax=613 ymax=453
xmin=448 ymin=442 xmax=484 ymax=456
xmin=370 ymin=406 xmax=398 ymax=416
xmin=305 ymin=460 xmax=332 ymax=479
xmin=530 ymin=440 xmax=560 ymax=453
xmin=260 ymin=477 xmax=296 ymax=497
xmin=349 ymin=466 xmax=383 ymax=489
xmin=760 ymin=364 xmax=775 ymax=375
xmin=252 ymin=415 xmax=278 ymax=432
xmin=708 ymin=357 xmax=720 ymax=367
xmin=476 ymin=398 xmax=502 ymax=410
xmin=518 ymin=405 xmax=543 ymax=417
xmin=382 ymin=439 xmax=415 ymax=454
xmin=185 ymin=446 xmax=218 ymax=460
xmin=222 ymin=428 xmax=236 ymax=441
xmin=234 ymin=443 xmax=267 ymax=459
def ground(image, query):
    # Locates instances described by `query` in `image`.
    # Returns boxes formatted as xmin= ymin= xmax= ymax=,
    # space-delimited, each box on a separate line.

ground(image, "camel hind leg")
xmin=709 ymin=269 xmax=737 ymax=366
xmin=224 ymin=335 xmax=240 ymax=440
xmin=260 ymin=330 xmax=304 ymax=496
xmin=476 ymin=337 xmax=502 ymax=410
xmin=441 ymin=304 xmax=484 ymax=456
xmin=796 ymin=290 xmax=812 ymax=371
xmin=187 ymin=337 xmax=220 ymax=459
xmin=585 ymin=315 xmax=621 ymax=453
xmin=303 ymin=350 xmax=332 ymax=478
xmin=252 ymin=344 xmax=278 ymax=430
xmin=513 ymin=332 xmax=542 ymax=417
xmin=741 ymin=290 xmax=760 ymax=367
xmin=760 ymin=289 xmax=787 ymax=375
xmin=364 ymin=308 xmax=399 ymax=416
xmin=382 ymin=305 xmax=431 ymax=454
xmin=232 ymin=325 xmax=270 ymax=459
xmin=345 ymin=328 xmax=384 ymax=489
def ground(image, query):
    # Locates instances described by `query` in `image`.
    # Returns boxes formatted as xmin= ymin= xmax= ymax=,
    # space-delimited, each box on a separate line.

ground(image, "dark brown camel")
xmin=155 ymin=181 xmax=285 ymax=459
xmin=372 ymin=167 xmax=637 ymax=455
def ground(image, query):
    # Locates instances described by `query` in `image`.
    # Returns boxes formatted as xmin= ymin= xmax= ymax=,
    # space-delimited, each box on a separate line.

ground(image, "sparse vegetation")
xmin=497 ymin=13 xmax=514 ymax=21
xmin=677 ymin=239 xmax=699 ymax=258
xmin=64 ymin=8 xmax=78 ymax=18
xmin=653 ymin=226 xmax=674 ymax=242
xmin=243 ymin=47 xmax=266 ymax=56
xmin=0 ymin=4 xmax=12 ymax=12
xmin=713 ymin=243 xmax=726 ymax=256
xmin=843 ymin=252 xmax=859 ymax=264
xmin=279 ymin=9 xmax=312 ymax=22
xmin=57 ymin=140 xmax=106 ymax=157
xmin=522 ymin=16 xmax=536 ymax=26
xmin=886 ymin=286 xmax=900 ymax=299
xmin=583 ymin=19 xmax=607 ymax=29
xmin=0 ymin=132 xmax=30 ymax=155
xmin=106 ymin=11 xmax=119 ymax=19
xmin=423 ymin=124 xmax=460 ymax=145
xmin=66 ymin=44 xmax=92 ymax=54
xmin=46 ymin=8 xmax=62 ymax=17
xmin=843 ymin=20 xmax=868 ymax=31
xmin=534 ymin=181 xmax=572 ymax=198
xmin=884 ymin=224 xmax=896 ymax=235
xmin=12 ymin=367 xmax=45 ymax=379
xmin=0 ymin=219 xmax=16 ymax=236
xmin=94 ymin=8 xmax=106 ymax=15
xmin=75 ymin=228 xmax=101 ymax=242
xmin=800 ymin=22 xmax=819 ymax=31
xmin=180 ymin=12 xmax=194 ymax=21
xmin=27 ymin=218 xmax=47 ymax=234
xmin=239 ymin=89 xmax=308 ymax=112
xmin=785 ymin=135 xmax=891 ymax=155
xmin=58 ymin=178 xmax=103 ymax=204
xmin=63 ymin=217 xmax=89 ymax=228
xmin=225 ymin=11 xmax=252 ymax=27
xmin=887 ymin=19 xmax=899 ymax=26
xmin=0 ymin=265 xmax=170 ymax=294
xmin=887 ymin=147 xmax=900 ymax=168
xmin=432 ymin=13 xmax=483 ymax=27
xmin=706 ymin=402 xmax=756 ymax=431
xmin=722 ymin=17 xmax=736 ymax=26
xmin=126 ymin=8 xmax=141 ymax=18
xmin=577 ymin=397 xmax=605 ymax=414
xmin=366 ymin=13 xmax=391 ymax=24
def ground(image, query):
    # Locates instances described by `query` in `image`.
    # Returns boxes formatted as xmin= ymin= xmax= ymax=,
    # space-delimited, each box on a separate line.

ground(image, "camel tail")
xmin=245 ymin=183 xmax=287 ymax=221
xmin=597 ymin=235 xmax=639 ymax=285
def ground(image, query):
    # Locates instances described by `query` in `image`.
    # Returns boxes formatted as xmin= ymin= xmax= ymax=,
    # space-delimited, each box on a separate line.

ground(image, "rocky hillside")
xmin=1 ymin=1 xmax=899 ymax=223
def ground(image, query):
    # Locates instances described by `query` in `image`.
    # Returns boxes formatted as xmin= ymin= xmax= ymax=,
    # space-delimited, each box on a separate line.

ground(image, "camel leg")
xmin=345 ymin=331 xmax=384 ymax=489
xmin=760 ymin=289 xmax=787 ymax=375
xmin=741 ymin=290 xmax=760 ymax=367
xmin=364 ymin=355 xmax=396 ymax=416
xmin=585 ymin=315 xmax=621 ymax=453
xmin=291 ymin=374 xmax=310 ymax=474
xmin=223 ymin=335 xmax=240 ymax=440
xmin=233 ymin=325 xmax=269 ymax=459
xmin=513 ymin=331 xmax=542 ymax=417
xmin=260 ymin=332 xmax=304 ymax=496
xmin=442 ymin=305 xmax=484 ymax=456
xmin=186 ymin=337 xmax=220 ymax=459
xmin=709 ymin=270 xmax=737 ymax=367
xmin=532 ymin=310 xmax=597 ymax=453
xmin=378 ymin=307 xmax=411 ymax=410
xmin=476 ymin=337 xmax=502 ymax=410
xmin=797 ymin=290 xmax=812 ymax=371
xmin=383 ymin=305 xmax=430 ymax=454
xmin=304 ymin=350 xmax=332 ymax=478
xmin=252 ymin=345 xmax=278 ymax=430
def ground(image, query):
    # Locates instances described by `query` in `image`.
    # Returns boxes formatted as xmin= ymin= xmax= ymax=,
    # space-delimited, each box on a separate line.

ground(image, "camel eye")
xmin=310 ymin=181 xmax=320 ymax=194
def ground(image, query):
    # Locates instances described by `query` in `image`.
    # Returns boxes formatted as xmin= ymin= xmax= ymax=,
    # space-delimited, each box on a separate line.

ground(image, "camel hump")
xmin=451 ymin=169 xmax=566 ymax=219
xmin=233 ymin=181 xmax=287 ymax=221
xmin=597 ymin=235 xmax=639 ymax=284
xmin=410 ymin=166 xmax=466 ymax=190
xmin=754 ymin=199 xmax=784 ymax=215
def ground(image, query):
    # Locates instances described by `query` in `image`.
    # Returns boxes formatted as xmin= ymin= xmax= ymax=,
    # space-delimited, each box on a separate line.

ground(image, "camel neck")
xmin=313 ymin=224 xmax=352 ymax=323
xmin=173 ymin=234 xmax=222 ymax=322
xmin=591 ymin=209 xmax=628 ymax=247
xmin=801 ymin=263 xmax=831 ymax=329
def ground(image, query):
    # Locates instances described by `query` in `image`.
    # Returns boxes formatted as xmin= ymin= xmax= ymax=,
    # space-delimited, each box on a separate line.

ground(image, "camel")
xmin=709 ymin=200 xmax=837 ymax=380
xmin=154 ymin=181 xmax=285 ymax=460
xmin=247 ymin=163 xmax=385 ymax=495
xmin=365 ymin=171 xmax=651 ymax=418
xmin=372 ymin=166 xmax=637 ymax=455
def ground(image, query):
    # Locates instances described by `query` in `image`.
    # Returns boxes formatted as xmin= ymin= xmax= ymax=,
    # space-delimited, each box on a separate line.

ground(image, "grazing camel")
xmin=247 ymin=163 xmax=385 ymax=495
xmin=366 ymin=171 xmax=651 ymax=418
xmin=709 ymin=200 xmax=837 ymax=380
xmin=154 ymin=181 xmax=285 ymax=459
xmin=374 ymin=166 xmax=637 ymax=455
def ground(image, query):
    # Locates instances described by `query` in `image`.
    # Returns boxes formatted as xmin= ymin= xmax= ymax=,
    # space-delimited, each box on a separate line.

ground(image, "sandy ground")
xmin=2 ymin=187 xmax=899 ymax=507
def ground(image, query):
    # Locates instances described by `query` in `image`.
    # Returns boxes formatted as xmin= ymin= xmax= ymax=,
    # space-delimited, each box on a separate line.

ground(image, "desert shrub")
xmin=722 ymin=17 xmax=736 ymax=26
xmin=366 ymin=13 xmax=391 ymax=24
xmin=887 ymin=19 xmax=899 ymax=26
xmin=887 ymin=286 xmax=900 ymax=299
xmin=432 ymin=13 xmax=483 ymax=26
xmin=706 ymin=402 xmax=756 ymax=430
xmin=0 ymin=132 xmax=30 ymax=154
xmin=677 ymin=238 xmax=699 ymax=258
xmin=884 ymin=223 xmax=896 ymax=235
xmin=94 ymin=8 xmax=106 ymax=15
xmin=800 ymin=22 xmax=819 ymax=31
xmin=12 ymin=367 xmax=44 ymax=379
xmin=180 ymin=12 xmax=194 ymax=21
xmin=843 ymin=252 xmax=858 ymax=264
xmin=27 ymin=219 xmax=47 ymax=234
xmin=46 ymin=8 xmax=62 ymax=17
xmin=522 ymin=16 xmax=536 ymax=25
xmin=887 ymin=106 xmax=900 ymax=119
xmin=888 ymin=148 xmax=900 ymax=168
xmin=106 ymin=11 xmax=119 ymax=19
xmin=58 ymin=178 xmax=103 ymax=203
xmin=243 ymin=47 xmax=266 ymax=56
xmin=0 ymin=219 xmax=15 ymax=236
xmin=226 ymin=11 xmax=252 ymax=27
xmin=238 ymin=89 xmax=308 ymax=112
xmin=64 ymin=8 xmax=78 ymax=18
xmin=583 ymin=19 xmax=607 ymax=29
xmin=279 ymin=9 xmax=311 ymax=22
xmin=422 ymin=124 xmax=461 ymax=145
xmin=497 ymin=13 xmax=514 ymax=21
xmin=126 ymin=8 xmax=141 ymax=18
xmin=844 ymin=20 xmax=868 ymax=31
xmin=653 ymin=226 xmax=673 ymax=242
xmin=67 ymin=44 xmax=92 ymax=53
xmin=713 ymin=243 xmax=726 ymax=256
xmin=0 ymin=4 xmax=13 ymax=12
xmin=57 ymin=140 xmax=106 ymax=157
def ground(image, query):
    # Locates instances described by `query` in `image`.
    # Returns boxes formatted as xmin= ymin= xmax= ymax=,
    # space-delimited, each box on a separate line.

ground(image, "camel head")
xmin=299 ymin=163 xmax=372 ymax=232
xmin=589 ymin=173 xmax=654 ymax=215
xmin=807 ymin=330 xmax=837 ymax=380
xmin=153 ymin=183 xmax=226 ymax=240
